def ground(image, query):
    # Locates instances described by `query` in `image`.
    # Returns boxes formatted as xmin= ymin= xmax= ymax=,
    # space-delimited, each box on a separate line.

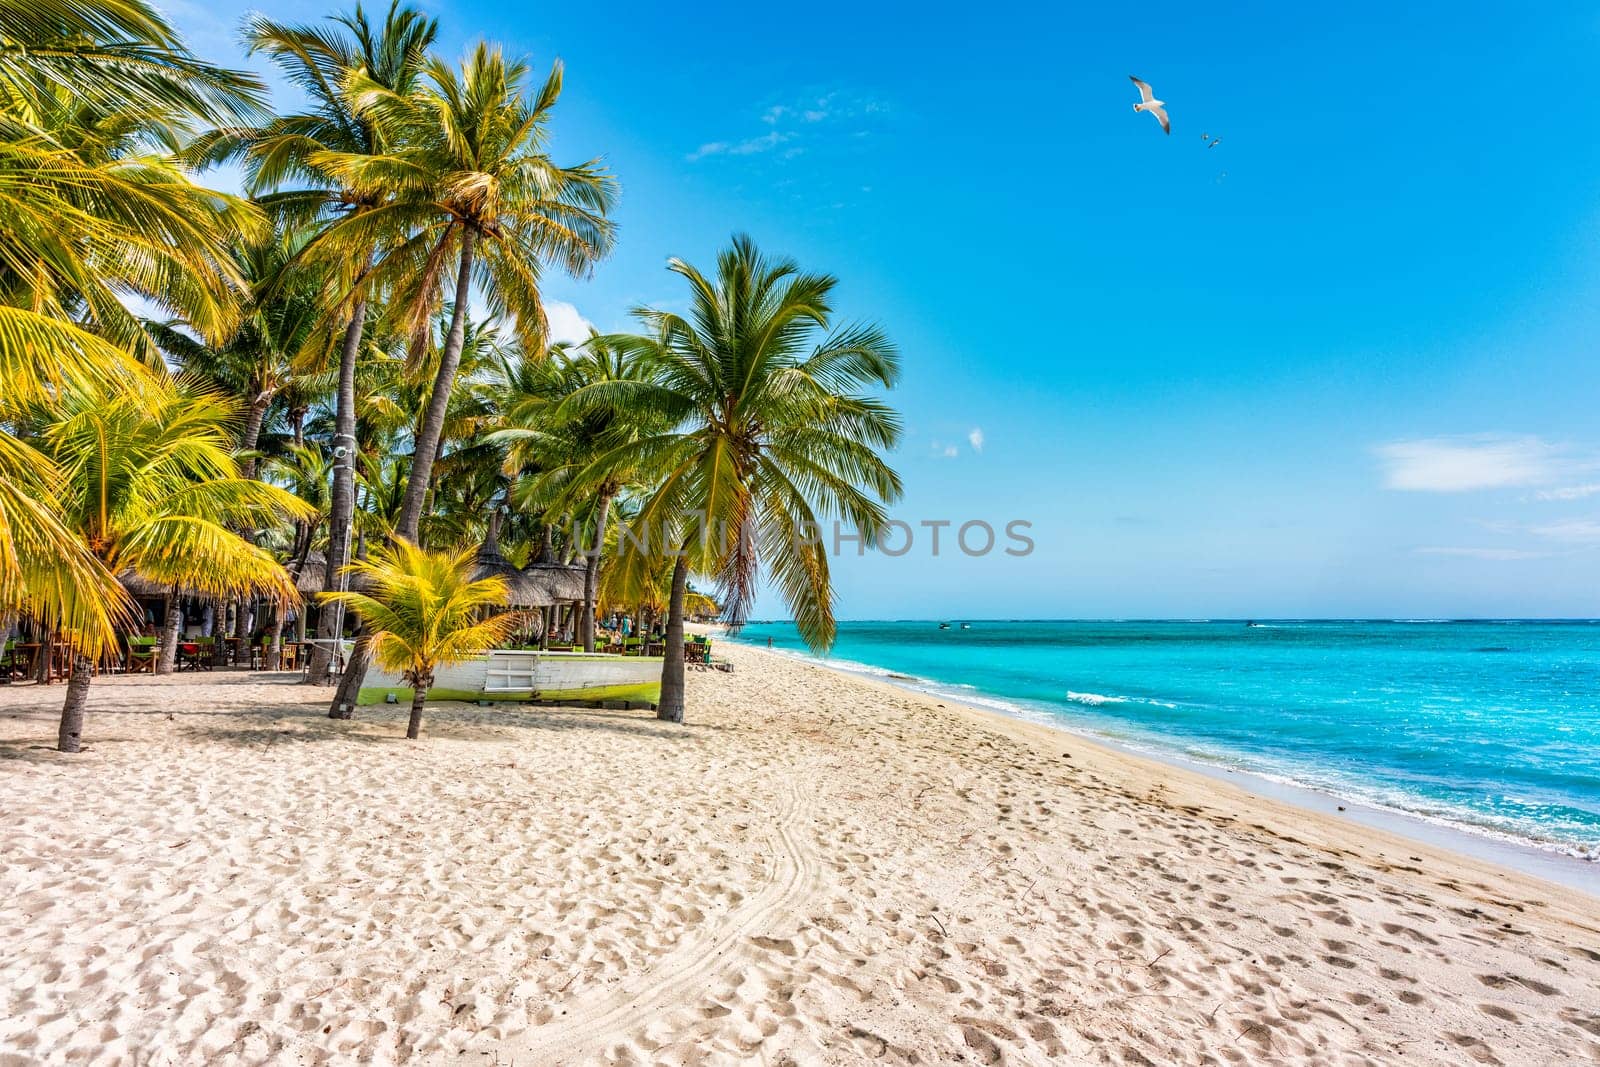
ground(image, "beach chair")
xmin=125 ymin=637 xmax=157 ymax=674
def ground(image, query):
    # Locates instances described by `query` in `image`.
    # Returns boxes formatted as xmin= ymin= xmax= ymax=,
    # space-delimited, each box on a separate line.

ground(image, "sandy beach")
xmin=2 ymin=644 xmax=1598 ymax=1066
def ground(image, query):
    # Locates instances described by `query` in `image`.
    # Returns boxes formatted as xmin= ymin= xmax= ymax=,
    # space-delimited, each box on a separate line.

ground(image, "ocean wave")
xmin=1064 ymin=690 xmax=1181 ymax=710
xmin=1065 ymin=691 xmax=1126 ymax=706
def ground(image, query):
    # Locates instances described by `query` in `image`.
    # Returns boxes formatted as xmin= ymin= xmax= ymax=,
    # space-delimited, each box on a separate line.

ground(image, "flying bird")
xmin=1129 ymin=76 xmax=1169 ymax=134
xmin=1202 ymin=132 xmax=1222 ymax=149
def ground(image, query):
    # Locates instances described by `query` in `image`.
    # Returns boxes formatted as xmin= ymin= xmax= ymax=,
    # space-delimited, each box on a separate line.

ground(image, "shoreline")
xmin=723 ymin=633 xmax=1600 ymax=897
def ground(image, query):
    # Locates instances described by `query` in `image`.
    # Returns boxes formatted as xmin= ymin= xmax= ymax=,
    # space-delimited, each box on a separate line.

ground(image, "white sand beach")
xmin=2 ymin=645 xmax=1598 ymax=1065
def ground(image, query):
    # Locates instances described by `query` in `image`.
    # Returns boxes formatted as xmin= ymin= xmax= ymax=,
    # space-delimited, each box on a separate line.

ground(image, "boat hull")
xmin=357 ymin=649 xmax=663 ymax=707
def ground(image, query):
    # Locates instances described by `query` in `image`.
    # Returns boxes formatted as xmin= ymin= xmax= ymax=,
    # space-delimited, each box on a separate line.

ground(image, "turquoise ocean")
xmin=729 ymin=620 xmax=1600 ymax=864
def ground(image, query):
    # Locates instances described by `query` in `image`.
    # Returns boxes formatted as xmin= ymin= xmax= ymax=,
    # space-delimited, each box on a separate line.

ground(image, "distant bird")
xmin=1129 ymin=76 xmax=1170 ymax=134
xmin=1202 ymin=132 xmax=1222 ymax=149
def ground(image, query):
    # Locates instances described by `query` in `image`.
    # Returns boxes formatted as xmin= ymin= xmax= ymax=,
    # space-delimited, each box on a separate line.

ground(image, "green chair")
xmin=126 ymin=636 xmax=158 ymax=674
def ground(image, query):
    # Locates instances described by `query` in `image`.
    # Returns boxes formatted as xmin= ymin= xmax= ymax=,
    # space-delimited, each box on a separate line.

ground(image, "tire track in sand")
xmin=493 ymin=777 xmax=820 ymax=1064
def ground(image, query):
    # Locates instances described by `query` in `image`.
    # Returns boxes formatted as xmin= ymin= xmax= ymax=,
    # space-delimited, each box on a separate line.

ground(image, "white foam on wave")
xmin=1065 ymin=691 xmax=1125 ymax=706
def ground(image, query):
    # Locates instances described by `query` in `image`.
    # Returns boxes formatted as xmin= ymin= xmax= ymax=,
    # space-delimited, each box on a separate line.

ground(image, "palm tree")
xmin=38 ymin=378 xmax=309 ymax=751
xmin=224 ymin=1 xmax=438 ymax=683
xmin=149 ymin=231 xmax=330 ymax=479
xmin=317 ymin=43 xmax=615 ymax=718
xmin=594 ymin=236 xmax=903 ymax=722
xmin=322 ymin=539 xmax=522 ymax=739
xmin=0 ymin=311 xmax=139 ymax=653
xmin=0 ymin=0 xmax=265 ymax=125
xmin=489 ymin=333 xmax=660 ymax=651
xmin=323 ymin=42 xmax=617 ymax=543
xmin=0 ymin=63 xmax=265 ymax=362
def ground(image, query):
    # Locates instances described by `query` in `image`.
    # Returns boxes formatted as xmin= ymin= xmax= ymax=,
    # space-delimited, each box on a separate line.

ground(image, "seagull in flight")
xmin=1202 ymin=132 xmax=1222 ymax=148
xmin=1129 ymin=76 xmax=1169 ymax=134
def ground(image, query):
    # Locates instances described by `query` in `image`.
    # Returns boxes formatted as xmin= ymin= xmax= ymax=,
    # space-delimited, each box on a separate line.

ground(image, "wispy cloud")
xmin=687 ymin=90 xmax=890 ymax=164
xmin=930 ymin=440 xmax=959 ymax=459
xmin=1535 ymin=483 xmax=1600 ymax=501
xmin=686 ymin=130 xmax=795 ymax=162
xmin=1527 ymin=518 xmax=1600 ymax=544
xmin=968 ymin=427 xmax=984 ymax=453
xmin=1374 ymin=434 xmax=1592 ymax=492
xmin=1415 ymin=546 xmax=1549 ymax=561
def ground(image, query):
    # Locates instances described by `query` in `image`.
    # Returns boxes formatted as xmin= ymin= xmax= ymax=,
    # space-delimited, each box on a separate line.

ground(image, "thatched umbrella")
xmin=117 ymin=571 xmax=189 ymax=600
xmin=289 ymin=549 xmax=375 ymax=596
xmin=472 ymin=520 xmax=586 ymax=608
xmin=290 ymin=550 xmax=328 ymax=598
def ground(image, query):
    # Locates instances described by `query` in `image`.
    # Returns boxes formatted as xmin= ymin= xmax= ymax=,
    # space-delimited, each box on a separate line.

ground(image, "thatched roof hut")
xmin=117 ymin=571 xmax=182 ymax=600
xmin=473 ymin=523 xmax=586 ymax=607
xmin=290 ymin=550 xmax=329 ymax=597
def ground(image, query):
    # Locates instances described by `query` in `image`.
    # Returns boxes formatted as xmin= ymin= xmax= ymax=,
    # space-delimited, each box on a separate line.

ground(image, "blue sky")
xmin=166 ymin=0 xmax=1600 ymax=618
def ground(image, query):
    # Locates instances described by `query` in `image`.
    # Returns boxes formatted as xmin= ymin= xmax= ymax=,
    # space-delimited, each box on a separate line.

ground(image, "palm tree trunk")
xmin=237 ymin=387 xmax=273 ymax=480
xmin=57 ymin=652 xmax=92 ymax=752
xmin=335 ymin=237 xmax=476 ymax=719
xmin=393 ymin=230 xmax=476 ymax=545
xmin=656 ymin=551 xmax=691 ymax=723
xmin=230 ymin=388 xmax=275 ymax=644
xmin=232 ymin=594 xmax=252 ymax=653
xmin=155 ymin=587 xmax=182 ymax=674
xmin=581 ymin=491 xmax=614 ymax=652
xmin=309 ymin=300 xmax=366 ymax=685
xmin=406 ymin=682 xmax=429 ymax=740
xmin=328 ymin=632 xmax=372 ymax=719
xmin=31 ymin=630 xmax=53 ymax=683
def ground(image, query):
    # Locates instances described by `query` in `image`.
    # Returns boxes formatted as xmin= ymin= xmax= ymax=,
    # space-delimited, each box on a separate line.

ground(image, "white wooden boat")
xmin=359 ymin=649 xmax=662 ymax=707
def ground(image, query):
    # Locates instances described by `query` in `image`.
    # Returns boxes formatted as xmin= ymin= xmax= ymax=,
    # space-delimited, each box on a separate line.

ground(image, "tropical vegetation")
xmin=0 ymin=0 xmax=902 ymax=744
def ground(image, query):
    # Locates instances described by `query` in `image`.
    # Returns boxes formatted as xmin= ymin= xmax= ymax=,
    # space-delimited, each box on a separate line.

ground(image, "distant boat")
xmin=1246 ymin=620 xmax=1262 ymax=628
xmin=938 ymin=622 xmax=951 ymax=630
xmin=960 ymin=622 xmax=971 ymax=630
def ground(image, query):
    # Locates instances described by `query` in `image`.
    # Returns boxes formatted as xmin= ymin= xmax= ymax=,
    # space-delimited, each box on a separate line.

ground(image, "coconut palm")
xmin=321 ymin=41 xmax=617 ymax=543
xmin=0 ymin=311 xmax=139 ymax=652
xmin=0 ymin=79 xmax=264 ymax=362
xmin=37 ymin=378 xmax=309 ymax=751
xmin=223 ymin=1 xmax=438 ymax=683
xmin=593 ymin=236 xmax=902 ymax=722
xmin=317 ymin=44 xmax=615 ymax=717
xmin=149 ymin=231 xmax=331 ymax=478
xmin=321 ymin=539 xmax=523 ymax=739
xmin=0 ymin=0 xmax=265 ymax=125
xmin=489 ymin=333 xmax=662 ymax=651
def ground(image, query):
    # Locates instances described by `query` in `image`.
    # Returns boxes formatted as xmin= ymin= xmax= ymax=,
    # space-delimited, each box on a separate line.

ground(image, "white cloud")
xmin=1528 ymin=518 xmax=1600 ymax=544
xmin=968 ymin=427 xmax=985 ymax=453
xmin=1536 ymin=483 xmax=1600 ymax=501
xmin=930 ymin=440 xmax=958 ymax=459
xmin=687 ymin=90 xmax=889 ymax=164
xmin=544 ymin=300 xmax=595 ymax=347
xmin=686 ymin=130 xmax=794 ymax=161
xmin=1415 ymin=547 xmax=1549 ymax=561
xmin=1374 ymin=434 xmax=1583 ymax=492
